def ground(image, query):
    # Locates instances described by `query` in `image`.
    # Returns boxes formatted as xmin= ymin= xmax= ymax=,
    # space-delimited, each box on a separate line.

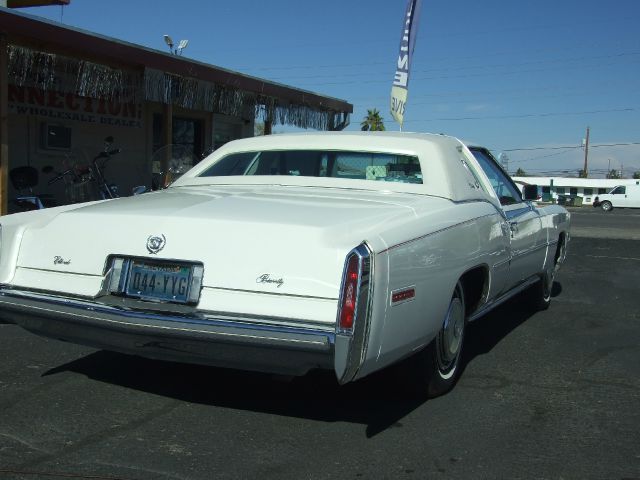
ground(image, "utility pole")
xmin=582 ymin=126 xmax=590 ymax=178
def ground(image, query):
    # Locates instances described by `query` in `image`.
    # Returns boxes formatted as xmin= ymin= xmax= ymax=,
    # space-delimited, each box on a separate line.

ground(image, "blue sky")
xmin=20 ymin=0 xmax=640 ymax=177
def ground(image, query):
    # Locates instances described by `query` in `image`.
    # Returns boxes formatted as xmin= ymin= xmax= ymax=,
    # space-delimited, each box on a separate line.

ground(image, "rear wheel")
xmin=399 ymin=282 xmax=466 ymax=398
xmin=601 ymin=201 xmax=612 ymax=212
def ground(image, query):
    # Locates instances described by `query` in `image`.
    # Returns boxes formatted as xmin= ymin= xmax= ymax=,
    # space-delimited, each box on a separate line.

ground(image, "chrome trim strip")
xmin=492 ymin=257 xmax=511 ymax=270
xmin=379 ymin=213 xmax=498 ymax=254
xmin=510 ymin=241 xmax=549 ymax=260
xmin=467 ymin=275 xmax=539 ymax=322
xmin=1 ymin=298 xmax=329 ymax=347
xmin=0 ymin=288 xmax=335 ymax=347
xmin=205 ymin=286 xmax=336 ymax=301
xmin=16 ymin=266 xmax=102 ymax=277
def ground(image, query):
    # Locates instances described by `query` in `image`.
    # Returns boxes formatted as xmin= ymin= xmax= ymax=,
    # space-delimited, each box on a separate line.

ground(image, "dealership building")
xmin=0 ymin=7 xmax=352 ymax=214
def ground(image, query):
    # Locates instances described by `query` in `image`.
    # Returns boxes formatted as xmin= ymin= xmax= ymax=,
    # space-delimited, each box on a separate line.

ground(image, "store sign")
xmin=8 ymin=85 xmax=143 ymax=128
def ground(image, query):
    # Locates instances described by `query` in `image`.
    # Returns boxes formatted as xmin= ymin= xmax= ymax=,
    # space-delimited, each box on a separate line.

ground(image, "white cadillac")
xmin=0 ymin=132 xmax=570 ymax=397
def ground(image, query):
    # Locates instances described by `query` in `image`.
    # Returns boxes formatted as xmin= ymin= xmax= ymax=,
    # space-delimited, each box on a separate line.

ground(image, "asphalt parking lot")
xmin=0 ymin=208 xmax=639 ymax=480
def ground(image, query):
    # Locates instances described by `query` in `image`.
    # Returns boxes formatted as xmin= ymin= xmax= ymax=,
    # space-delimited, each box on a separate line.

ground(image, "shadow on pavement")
xmin=459 ymin=281 xmax=562 ymax=380
xmin=43 ymin=283 xmax=560 ymax=438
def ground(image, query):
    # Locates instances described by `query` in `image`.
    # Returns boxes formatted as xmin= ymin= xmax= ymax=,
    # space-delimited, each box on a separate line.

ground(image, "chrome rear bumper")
xmin=0 ymin=288 xmax=336 ymax=376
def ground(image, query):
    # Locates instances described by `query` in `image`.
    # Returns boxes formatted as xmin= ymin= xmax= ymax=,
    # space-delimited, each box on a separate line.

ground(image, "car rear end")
xmin=0 ymin=187 xmax=411 ymax=382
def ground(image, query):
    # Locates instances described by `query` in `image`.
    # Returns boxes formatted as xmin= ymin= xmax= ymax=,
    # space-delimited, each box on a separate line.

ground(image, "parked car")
xmin=593 ymin=183 xmax=640 ymax=211
xmin=0 ymin=132 xmax=570 ymax=397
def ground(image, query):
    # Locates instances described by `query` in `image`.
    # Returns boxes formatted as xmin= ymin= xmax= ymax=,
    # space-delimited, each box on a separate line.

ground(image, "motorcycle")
xmin=89 ymin=135 xmax=121 ymax=199
xmin=12 ymin=136 xmax=149 ymax=212
xmin=48 ymin=136 xmax=130 ymax=202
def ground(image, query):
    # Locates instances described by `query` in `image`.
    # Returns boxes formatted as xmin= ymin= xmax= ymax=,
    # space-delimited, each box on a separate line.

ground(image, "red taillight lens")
xmin=339 ymin=254 xmax=360 ymax=330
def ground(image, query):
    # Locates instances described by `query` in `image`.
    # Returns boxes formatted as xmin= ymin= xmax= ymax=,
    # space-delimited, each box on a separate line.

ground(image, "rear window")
xmin=198 ymin=150 xmax=423 ymax=184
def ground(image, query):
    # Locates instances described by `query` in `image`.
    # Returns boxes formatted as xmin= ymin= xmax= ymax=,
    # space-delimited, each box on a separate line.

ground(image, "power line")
xmin=510 ymin=149 xmax=579 ymax=165
xmin=259 ymin=51 xmax=640 ymax=82
xmin=347 ymin=77 xmax=639 ymax=102
xmin=402 ymin=107 xmax=638 ymax=123
xmin=503 ymin=141 xmax=640 ymax=152
xmin=283 ymin=57 xmax=639 ymax=87
xmin=197 ymin=15 xmax=636 ymax=63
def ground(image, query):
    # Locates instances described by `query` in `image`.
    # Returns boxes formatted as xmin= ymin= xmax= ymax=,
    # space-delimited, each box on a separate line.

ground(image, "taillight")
xmin=339 ymin=254 xmax=360 ymax=330
xmin=335 ymin=243 xmax=373 ymax=384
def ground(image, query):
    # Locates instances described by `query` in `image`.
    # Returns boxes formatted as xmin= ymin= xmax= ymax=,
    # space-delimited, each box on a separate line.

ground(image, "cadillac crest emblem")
xmin=146 ymin=234 xmax=166 ymax=254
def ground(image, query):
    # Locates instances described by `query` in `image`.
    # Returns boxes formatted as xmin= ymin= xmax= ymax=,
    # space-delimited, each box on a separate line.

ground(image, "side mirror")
xmin=522 ymin=184 xmax=540 ymax=201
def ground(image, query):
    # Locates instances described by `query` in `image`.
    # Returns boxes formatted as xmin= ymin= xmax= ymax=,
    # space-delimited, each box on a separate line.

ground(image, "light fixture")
xmin=176 ymin=39 xmax=189 ymax=55
xmin=163 ymin=34 xmax=174 ymax=53
xmin=163 ymin=35 xmax=189 ymax=55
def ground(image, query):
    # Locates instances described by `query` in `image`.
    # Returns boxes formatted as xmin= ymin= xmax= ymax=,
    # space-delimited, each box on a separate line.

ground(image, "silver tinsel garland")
xmin=8 ymin=45 xmax=348 ymax=130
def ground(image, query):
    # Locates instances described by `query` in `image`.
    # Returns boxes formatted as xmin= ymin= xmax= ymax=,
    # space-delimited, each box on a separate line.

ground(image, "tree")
xmin=633 ymin=171 xmax=640 ymax=179
xmin=606 ymin=169 xmax=621 ymax=179
xmin=360 ymin=109 xmax=386 ymax=131
xmin=515 ymin=168 xmax=527 ymax=177
xmin=577 ymin=169 xmax=588 ymax=178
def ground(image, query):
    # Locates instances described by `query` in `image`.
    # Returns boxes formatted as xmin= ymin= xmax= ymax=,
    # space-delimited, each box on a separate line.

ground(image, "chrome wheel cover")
xmin=436 ymin=295 xmax=464 ymax=375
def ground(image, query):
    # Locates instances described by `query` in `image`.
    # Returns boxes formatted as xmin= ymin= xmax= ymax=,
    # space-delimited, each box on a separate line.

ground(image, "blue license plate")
xmin=125 ymin=260 xmax=193 ymax=303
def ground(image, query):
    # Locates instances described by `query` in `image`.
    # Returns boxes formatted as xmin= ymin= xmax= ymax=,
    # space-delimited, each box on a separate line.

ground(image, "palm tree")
xmin=360 ymin=109 xmax=386 ymax=131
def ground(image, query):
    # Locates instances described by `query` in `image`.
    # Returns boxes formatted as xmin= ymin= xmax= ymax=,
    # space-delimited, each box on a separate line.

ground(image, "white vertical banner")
xmin=390 ymin=0 xmax=422 ymax=128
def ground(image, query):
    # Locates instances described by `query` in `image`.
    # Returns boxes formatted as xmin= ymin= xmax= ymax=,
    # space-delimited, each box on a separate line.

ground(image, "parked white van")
xmin=593 ymin=182 xmax=640 ymax=211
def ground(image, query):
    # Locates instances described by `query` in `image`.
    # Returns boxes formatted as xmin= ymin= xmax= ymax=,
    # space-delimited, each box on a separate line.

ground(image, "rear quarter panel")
xmin=356 ymin=201 xmax=508 ymax=378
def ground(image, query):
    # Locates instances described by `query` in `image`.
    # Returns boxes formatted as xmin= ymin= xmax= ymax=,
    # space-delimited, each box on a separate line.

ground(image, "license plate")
xmin=125 ymin=259 xmax=195 ymax=303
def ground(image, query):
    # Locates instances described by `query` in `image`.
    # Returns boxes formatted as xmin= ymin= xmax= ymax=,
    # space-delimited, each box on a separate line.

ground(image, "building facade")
xmin=0 ymin=8 xmax=353 ymax=213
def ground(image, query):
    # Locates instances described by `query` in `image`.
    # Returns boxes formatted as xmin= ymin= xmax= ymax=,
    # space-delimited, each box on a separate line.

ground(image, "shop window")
xmin=584 ymin=188 xmax=593 ymax=195
xmin=213 ymin=121 xmax=241 ymax=150
xmin=598 ymin=188 xmax=608 ymax=194
xmin=570 ymin=187 xmax=578 ymax=195
xmin=40 ymin=123 xmax=71 ymax=150
xmin=556 ymin=187 xmax=566 ymax=194
xmin=153 ymin=114 xmax=203 ymax=159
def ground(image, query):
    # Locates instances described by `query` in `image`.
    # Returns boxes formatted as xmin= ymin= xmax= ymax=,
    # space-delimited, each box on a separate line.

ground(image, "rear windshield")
xmin=198 ymin=150 xmax=423 ymax=184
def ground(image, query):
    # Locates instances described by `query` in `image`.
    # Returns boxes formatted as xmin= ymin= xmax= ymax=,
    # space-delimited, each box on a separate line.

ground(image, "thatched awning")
xmin=1 ymin=9 xmax=352 ymax=130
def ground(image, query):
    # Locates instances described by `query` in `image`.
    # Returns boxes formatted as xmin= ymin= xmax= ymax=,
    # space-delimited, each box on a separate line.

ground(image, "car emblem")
xmin=53 ymin=256 xmax=71 ymax=265
xmin=146 ymin=234 xmax=166 ymax=254
xmin=256 ymin=273 xmax=284 ymax=288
